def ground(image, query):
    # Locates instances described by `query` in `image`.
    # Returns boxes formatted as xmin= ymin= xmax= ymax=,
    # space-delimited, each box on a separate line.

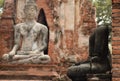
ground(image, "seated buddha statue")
xmin=2 ymin=0 xmax=50 ymax=64
xmin=67 ymin=25 xmax=111 ymax=81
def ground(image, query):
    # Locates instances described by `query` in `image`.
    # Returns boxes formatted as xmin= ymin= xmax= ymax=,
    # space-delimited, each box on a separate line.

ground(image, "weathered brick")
xmin=112 ymin=46 xmax=120 ymax=50
xmin=113 ymin=0 xmax=120 ymax=3
xmin=112 ymin=23 xmax=120 ymax=27
xmin=112 ymin=9 xmax=120 ymax=13
xmin=112 ymin=54 xmax=120 ymax=59
xmin=112 ymin=41 xmax=120 ymax=46
xmin=112 ymin=0 xmax=120 ymax=80
xmin=112 ymin=49 xmax=120 ymax=54
xmin=112 ymin=64 xmax=120 ymax=68
xmin=112 ymin=68 xmax=120 ymax=72
xmin=112 ymin=18 xmax=120 ymax=23
xmin=65 ymin=30 xmax=74 ymax=49
xmin=112 ymin=59 xmax=120 ymax=63
xmin=0 ymin=0 xmax=97 ymax=80
xmin=112 ymin=37 xmax=120 ymax=41
xmin=113 ymin=13 xmax=120 ymax=17
xmin=112 ymin=32 xmax=120 ymax=37
xmin=113 ymin=73 xmax=120 ymax=78
xmin=113 ymin=3 xmax=120 ymax=9
xmin=112 ymin=78 xmax=120 ymax=81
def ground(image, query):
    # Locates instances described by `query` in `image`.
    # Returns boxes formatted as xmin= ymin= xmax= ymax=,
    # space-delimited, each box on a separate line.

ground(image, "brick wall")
xmin=0 ymin=0 xmax=15 ymax=57
xmin=0 ymin=0 xmax=96 ymax=64
xmin=112 ymin=0 xmax=120 ymax=81
xmin=0 ymin=0 xmax=97 ymax=80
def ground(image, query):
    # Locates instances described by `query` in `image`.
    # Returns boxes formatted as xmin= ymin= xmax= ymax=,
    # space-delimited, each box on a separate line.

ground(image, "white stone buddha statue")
xmin=2 ymin=0 xmax=50 ymax=64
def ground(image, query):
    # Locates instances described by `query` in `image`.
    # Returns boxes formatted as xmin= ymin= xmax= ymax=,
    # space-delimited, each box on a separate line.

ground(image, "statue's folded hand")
xmin=9 ymin=51 xmax=16 ymax=57
xmin=29 ymin=50 xmax=38 ymax=54
xmin=2 ymin=54 xmax=9 ymax=61
xmin=29 ymin=50 xmax=44 ymax=56
xmin=2 ymin=51 xmax=15 ymax=61
xmin=91 ymin=56 xmax=101 ymax=62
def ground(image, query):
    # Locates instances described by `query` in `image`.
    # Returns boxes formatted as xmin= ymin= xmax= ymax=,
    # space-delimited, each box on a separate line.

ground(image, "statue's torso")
xmin=15 ymin=22 xmax=47 ymax=52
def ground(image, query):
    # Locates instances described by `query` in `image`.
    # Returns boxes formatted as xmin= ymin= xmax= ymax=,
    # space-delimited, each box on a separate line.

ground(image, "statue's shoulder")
xmin=95 ymin=26 xmax=109 ymax=33
xmin=35 ymin=23 xmax=48 ymax=31
xmin=96 ymin=25 xmax=109 ymax=31
xmin=14 ymin=23 xmax=25 ymax=29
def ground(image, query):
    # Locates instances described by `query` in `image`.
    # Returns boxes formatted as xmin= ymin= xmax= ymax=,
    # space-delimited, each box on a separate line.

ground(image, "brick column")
xmin=112 ymin=0 xmax=120 ymax=81
xmin=0 ymin=0 xmax=15 ymax=57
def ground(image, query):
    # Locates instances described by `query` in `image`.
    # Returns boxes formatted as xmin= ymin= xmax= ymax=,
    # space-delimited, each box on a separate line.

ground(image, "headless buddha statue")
xmin=2 ymin=0 xmax=50 ymax=64
xmin=67 ymin=25 xmax=111 ymax=81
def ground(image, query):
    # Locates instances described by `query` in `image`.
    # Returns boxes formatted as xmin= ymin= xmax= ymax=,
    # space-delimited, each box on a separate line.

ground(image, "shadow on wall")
xmin=37 ymin=8 xmax=49 ymax=54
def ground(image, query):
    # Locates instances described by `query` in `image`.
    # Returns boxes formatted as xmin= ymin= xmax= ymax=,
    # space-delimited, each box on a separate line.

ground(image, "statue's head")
xmin=24 ymin=0 xmax=38 ymax=20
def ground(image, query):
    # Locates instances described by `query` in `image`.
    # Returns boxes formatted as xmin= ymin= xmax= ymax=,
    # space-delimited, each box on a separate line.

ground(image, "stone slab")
xmin=0 ymin=64 xmax=58 ymax=80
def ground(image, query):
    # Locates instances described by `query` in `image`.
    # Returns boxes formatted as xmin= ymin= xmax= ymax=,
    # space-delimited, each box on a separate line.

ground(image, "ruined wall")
xmin=0 ymin=0 xmax=15 ymax=58
xmin=112 ymin=0 xmax=120 ymax=81
xmin=0 ymin=0 xmax=96 ymax=80
xmin=47 ymin=0 xmax=96 ymax=63
xmin=0 ymin=0 xmax=96 ymax=64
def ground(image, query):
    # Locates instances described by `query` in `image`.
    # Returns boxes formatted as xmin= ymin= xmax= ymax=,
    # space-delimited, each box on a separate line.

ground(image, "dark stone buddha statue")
xmin=67 ymin=25 xmax=111 ymax=81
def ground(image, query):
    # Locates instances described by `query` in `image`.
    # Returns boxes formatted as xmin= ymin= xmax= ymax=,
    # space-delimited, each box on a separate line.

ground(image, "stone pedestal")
xmin=0 ymin=64 xmax=59 ymax=80
xmin=87 ymin=73 xmax=111 ymax=81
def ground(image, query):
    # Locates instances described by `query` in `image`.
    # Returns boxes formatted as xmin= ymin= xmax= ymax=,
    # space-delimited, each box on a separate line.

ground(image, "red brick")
xmin=113 ymin=32 xmax=120 ymax=37
xmin=112 ymin=23 xmax=120 ymax=27
xmin=112 ymin=18 xmax=120 ymax=23
xmin=113 ymin=13 xmax=120 ymax=17
xmin=112 ymin=27 xmax=120 ymax=37
xmin=112 ymin=54 xmax=120 ymax=59
xmin=113 ymin=49 xmax=120 ymax=54
xmin=36 ymin=0 xmax=54 ymax=29
xmin=113 ymin=0 xmax=120 ymax=3
xmin=112 ymin=37 xmax=120 ymax=41
xmin=112 ymin=78 xmax=120 ymax=81
xmin=112 ymin=46 xmax=120 ymax=50
xmin=113 ymin=73 xmax=120 ymax=78
xmin=112 ymin=9 xmax=120 ymax=13
xmin=113 ymin=59 xmax=120 ymax=63
xmin=111 ymin=68 xmax=119 ymax=73
xmin=112 ymin=41 xmax=120 ymax=46
xmin=112 ymin=64 xmax=120 ymax=68
xmin=112 ymin=0 xmax=120 ymax=80
xmin=65 ymin=30 xmax=74 ymax=49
